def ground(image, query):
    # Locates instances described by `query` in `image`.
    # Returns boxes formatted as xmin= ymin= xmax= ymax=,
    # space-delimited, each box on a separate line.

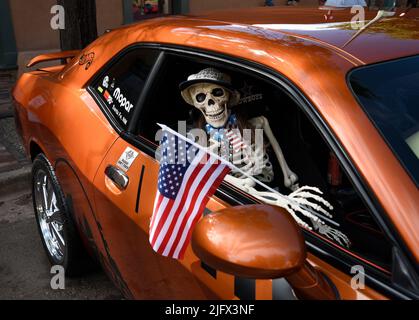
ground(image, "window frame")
xmin=87 ymin=43 xmax=417 ymax=299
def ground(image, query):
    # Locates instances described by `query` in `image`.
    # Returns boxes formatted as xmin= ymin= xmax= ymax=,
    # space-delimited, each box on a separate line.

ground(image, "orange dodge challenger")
xmin=12 ymin=7 xmax=419 ymax=300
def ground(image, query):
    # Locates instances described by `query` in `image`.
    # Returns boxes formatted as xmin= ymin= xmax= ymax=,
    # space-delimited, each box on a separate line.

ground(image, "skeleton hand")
xmin=238 ymin=184 xmax=350 ymax=247
xmin=244 ymin=185 xmax=333 ymax=229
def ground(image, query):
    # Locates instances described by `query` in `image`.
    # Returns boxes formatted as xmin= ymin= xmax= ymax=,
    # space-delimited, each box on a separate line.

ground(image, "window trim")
xmin=89 ymin=42 xmax=417 ymax=299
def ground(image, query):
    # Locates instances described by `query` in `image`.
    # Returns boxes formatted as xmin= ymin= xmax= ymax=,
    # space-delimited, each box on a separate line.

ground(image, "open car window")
xmin=135 ymin=51 xmax=393 ymax=273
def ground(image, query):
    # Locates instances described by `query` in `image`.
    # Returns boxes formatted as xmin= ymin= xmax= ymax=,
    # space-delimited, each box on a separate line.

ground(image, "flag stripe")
xmin=150 ymin=196 xmax=171 ymax=247
xmin=175 ymin=166 xmax=230 ymax=259
xmin=150 ymin=193 xmax=164 ymax=232
xmin=164 ymin=157 xmax=221 ymax=257
xmin=178 ymin=166 xmax=231 ymax=259
xmin=159 ymin=156 xmax=217 ymax=256
xmin=174 ymin=165 xmax=230 ymax=259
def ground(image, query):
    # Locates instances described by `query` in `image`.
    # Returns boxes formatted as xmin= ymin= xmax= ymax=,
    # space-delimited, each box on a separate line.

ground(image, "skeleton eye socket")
xmin=212 ymin=88 xmax=224 ymax=97
xmin=196 ymin=93 xmax=206 ymax=103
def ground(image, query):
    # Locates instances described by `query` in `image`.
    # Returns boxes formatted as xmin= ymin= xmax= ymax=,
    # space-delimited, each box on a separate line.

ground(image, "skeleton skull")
xmin=189 ymin=83 xmax=231 ymax=128
xmin=181 ymin=68 xmax=240 ymax=128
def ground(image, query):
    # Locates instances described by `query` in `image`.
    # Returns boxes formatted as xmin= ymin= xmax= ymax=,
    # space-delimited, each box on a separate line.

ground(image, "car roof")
xmin=190 ymin=6 xmax=419 ymax=65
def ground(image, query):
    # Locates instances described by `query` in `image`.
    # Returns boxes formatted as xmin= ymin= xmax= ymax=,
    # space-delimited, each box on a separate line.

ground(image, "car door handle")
xmin=105 ymin=165 xmax=129 ymax=191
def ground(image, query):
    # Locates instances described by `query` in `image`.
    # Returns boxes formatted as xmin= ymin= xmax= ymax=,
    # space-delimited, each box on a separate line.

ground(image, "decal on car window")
xmin=113 ymin=88 xmax=135 ymax=113
xmin=102 ymin=76 xmax=110 ymax=89
xmin=104 ymin=90 xmax=113 ymax=105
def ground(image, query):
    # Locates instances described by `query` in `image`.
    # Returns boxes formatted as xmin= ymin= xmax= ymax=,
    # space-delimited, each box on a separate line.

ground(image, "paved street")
xmin=0 ymin=191 xmax=122 ymax=300
xmin=0 ymin=70 xmax=122 ymax=300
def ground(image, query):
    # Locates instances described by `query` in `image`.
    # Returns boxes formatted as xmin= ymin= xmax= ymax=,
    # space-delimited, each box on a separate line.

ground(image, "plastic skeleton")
xmin=180 ymin=68 xmax=350 ymax=247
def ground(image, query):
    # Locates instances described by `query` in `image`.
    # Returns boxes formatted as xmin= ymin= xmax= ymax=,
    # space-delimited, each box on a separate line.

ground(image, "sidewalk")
xmin=0 ymin=70 xmax=31 ymax=196
xmin=0 ymin=70 xmax=16 ymax=118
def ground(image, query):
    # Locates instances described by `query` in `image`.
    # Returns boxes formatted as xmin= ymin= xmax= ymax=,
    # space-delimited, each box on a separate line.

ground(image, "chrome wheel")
xmin=34 ymin=169 xmax=66 ymax=262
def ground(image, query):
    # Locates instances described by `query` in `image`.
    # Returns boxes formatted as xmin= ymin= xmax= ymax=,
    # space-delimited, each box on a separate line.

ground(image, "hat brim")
xmin=179 ymin=79 xmax=236 ymax=92
xmin=180 ymin=80 xmax=241 ymax=107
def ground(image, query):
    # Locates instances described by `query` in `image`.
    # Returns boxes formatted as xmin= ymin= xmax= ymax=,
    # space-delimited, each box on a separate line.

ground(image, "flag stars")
xmin=157 ymin=129 xmax=205 ymax=199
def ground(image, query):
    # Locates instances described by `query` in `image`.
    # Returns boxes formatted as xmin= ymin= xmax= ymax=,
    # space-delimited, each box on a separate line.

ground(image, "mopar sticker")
xmin=113 ymin=88 xmax=134 ymax=113
xmin=117 ymin=147 xmax=139 ymax=172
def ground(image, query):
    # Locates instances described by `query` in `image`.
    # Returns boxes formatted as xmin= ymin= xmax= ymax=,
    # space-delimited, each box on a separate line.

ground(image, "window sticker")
xmin=104 ymin=90 xmax=113 ymax=105
xmin=113 ymin=88 xmax=135 ymax=113
xmin=97 ymin=75 xmax=135 ymax=127
xmin=117 ymin=147 xmax=139 ymax=172
xmin=102 ymin=76 xmax=110 ymax=89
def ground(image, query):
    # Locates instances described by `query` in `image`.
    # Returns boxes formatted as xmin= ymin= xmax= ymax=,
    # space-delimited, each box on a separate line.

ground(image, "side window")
xmin=90 ymin=49 xmax=160 ymax=130
xmin=135 ymin=53 xmax=393 ymax=273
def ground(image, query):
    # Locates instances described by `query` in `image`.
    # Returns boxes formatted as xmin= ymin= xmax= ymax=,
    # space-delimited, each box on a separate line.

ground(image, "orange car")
xmin=12 ymin=7 xmax=419 ymax=300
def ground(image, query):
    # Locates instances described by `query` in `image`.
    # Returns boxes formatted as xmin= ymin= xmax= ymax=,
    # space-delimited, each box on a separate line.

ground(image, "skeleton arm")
xmin=223 ymin=177 xmax=351 ymax=248
xmin=248 ymin=116 xmax=299 ymax=191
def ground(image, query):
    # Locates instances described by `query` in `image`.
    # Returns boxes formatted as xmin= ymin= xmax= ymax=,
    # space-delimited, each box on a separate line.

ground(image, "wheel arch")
xmin=29 ymin=139 xmax=46 ymax=162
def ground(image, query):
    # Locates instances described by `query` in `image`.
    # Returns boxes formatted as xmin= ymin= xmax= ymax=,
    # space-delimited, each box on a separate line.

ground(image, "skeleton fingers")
xmin=311 ymin=218 xmax=351 ymax=248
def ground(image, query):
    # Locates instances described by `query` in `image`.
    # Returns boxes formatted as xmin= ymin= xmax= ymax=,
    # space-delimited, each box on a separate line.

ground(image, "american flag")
xmin=149 ymin=127 xmax=231 ymax=259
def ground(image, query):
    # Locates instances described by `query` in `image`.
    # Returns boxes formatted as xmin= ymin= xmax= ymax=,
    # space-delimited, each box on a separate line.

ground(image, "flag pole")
xmin=157 ymin=123 xmax=339 ymax=226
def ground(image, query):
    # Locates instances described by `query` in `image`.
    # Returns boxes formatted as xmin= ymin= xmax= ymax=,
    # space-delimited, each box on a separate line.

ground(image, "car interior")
xmin=135 ymin=52 xmax=393 ymax=271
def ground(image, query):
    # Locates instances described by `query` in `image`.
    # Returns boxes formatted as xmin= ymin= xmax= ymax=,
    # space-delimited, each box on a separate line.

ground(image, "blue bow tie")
xmin=205 ymin=114 xmax=238 ymax=141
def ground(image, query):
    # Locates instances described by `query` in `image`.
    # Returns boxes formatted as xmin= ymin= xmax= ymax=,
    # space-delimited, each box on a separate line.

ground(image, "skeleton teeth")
xmin=206 ymin=109 xmax=224 ymax=117
xmin=205 ymin=110 xmax=225 ymax=120
xmin=208 ymin=114 xmax=224 ymax=121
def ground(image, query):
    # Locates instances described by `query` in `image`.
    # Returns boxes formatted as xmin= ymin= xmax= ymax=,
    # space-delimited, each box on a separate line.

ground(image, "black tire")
xmin=32 ymin=153 xmax=93 ymax=277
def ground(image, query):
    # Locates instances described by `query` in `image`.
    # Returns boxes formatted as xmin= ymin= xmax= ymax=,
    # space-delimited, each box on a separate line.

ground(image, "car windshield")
xmin=349 ymin=55 xmax=419 ymax=186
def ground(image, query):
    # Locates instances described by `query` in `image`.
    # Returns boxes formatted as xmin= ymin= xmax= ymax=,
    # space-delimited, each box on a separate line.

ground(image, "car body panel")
xmin=12 ymin=7 xmax=419 ymax=299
